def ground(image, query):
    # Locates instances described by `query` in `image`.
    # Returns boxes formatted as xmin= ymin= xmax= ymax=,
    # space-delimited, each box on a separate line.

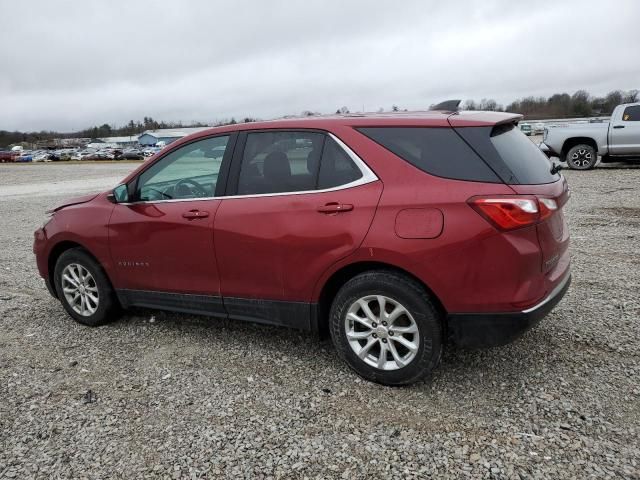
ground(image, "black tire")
xmin=329 ymin=270 xmax=443 ymax=386
xmin=53 ymin=248 xmax=121 ymax=326
xmin=566 ymin=144 xmax=597 ymax=170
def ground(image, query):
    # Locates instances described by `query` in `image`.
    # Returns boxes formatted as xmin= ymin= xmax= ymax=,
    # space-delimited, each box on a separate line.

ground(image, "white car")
xmin=534 ymin=122 xmax=545 ymax=135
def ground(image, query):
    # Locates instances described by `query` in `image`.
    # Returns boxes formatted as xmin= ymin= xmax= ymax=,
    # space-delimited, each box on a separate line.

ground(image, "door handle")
xmin=317 ymin=203 xmax=354 ymax=214
xmin=182 ymin=210 xmax=209 ymax=219
xmin=613 ymin=125 xmax=625 ymax=129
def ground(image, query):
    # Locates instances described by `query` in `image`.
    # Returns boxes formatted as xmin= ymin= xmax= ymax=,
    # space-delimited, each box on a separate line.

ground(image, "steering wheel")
xmin=173 ymin=178 xmax=208 ymax=198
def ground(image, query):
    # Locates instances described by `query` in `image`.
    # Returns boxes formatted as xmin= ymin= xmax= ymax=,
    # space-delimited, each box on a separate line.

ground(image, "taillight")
xmin=538 ymin=197 xmax=558 ymax=220
xmin=468 ymin=196 xmax=558 ymax=231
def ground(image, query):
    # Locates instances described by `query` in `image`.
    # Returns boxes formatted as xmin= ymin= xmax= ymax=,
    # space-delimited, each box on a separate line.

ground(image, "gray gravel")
xmin=1 ymin=161 xmax=639 ymax=479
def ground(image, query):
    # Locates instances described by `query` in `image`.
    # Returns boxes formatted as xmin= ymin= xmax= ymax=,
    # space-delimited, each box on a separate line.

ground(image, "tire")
xmin=53 ymin=248 xmax=121 ymax=326
xmin=566 ymin=144 xmax=597 ymax=170
xmin=329 ymin=270 xmax=443 ymax=386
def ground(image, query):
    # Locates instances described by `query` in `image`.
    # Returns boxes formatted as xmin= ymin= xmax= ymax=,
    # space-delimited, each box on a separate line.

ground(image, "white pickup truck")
xmin=540 ymin=102 xmax=640 ymax=169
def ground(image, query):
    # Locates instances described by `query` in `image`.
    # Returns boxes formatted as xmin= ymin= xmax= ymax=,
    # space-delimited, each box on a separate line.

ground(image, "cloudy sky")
xmin=1 ymin=0 xmax=638 ymax=132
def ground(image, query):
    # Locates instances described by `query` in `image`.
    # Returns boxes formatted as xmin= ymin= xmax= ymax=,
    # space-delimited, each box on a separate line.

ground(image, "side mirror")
xmin=108 ymin=184 xmax=129 ymax=203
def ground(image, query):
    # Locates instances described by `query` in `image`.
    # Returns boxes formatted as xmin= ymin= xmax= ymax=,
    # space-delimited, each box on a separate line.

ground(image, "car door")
xmin=213 ymin=130 xmax=383 ymax=328
xmin=609 ymin=105 xmax=640 ymax=155
xmin=108 ymin=134 xmax=235 ymax=313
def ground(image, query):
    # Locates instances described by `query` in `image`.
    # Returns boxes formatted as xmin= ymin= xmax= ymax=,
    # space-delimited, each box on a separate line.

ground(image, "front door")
xmin=109 ymin=134 xmax=234 ymax=306
xmin=214 ymin=130 xmax=382 ymax=328
xmin=609 ymin=105 xmax=640 ymax=155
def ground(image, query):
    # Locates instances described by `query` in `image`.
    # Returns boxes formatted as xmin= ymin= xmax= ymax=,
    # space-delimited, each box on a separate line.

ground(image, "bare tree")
xmin=625 ymin=89 xmax=639 ymax=103
xmin=462 ymin=99 xmax=477 ymax=111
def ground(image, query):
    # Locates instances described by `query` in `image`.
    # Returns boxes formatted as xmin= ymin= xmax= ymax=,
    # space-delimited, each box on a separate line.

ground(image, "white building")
xmin=137 ymin=127 xmax=211 ymax=146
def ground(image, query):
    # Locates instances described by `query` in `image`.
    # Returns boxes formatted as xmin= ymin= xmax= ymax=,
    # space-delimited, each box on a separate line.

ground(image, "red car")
xmin=33 ymin=110 xmax=571 ymax=385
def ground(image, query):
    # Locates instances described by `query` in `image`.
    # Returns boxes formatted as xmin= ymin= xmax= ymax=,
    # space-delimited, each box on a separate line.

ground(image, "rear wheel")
xmin=53 ymin=248 xmax=121 ymax=326
xmin=566 ymin=144 xmax=597 ymax=170
xmin=329 ymin=271 xmax=443 ymax=386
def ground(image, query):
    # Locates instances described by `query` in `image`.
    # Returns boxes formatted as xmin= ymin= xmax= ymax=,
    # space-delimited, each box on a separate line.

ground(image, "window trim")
xmin=224 ymin=130 xmax=378 ymax=200
xmin=120 ymin=131 xmax=377 ymax=205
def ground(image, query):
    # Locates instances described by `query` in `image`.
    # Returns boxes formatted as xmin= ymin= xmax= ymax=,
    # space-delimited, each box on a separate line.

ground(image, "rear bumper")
xmin=447 ymin=273 xmax=571 ymax=348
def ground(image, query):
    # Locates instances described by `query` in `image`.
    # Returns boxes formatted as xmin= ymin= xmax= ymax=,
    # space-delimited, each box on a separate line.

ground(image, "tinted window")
xmin=136 ymin=135 xmax=228 ymax=201
xmin=488 ymin=123 xmax=559 ymax=184
xmin=238 ymin=131 xmax=325 ymax=195
xmin=357 ymin=127 xmax=500 ymax=182
xmin=318 ymin=138 xmax=363 ymax=189
xmin=622 ymin=106 xmax=640 ymax=121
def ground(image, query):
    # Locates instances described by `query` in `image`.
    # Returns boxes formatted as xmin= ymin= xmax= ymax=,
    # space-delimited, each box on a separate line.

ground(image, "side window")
xmin=358 ymin=127 xmax=501 ymax=183
xmin=237 ymin=131 xmax=324 ymax=195
xmin=318 ymin=137 xmax=363 ymax=189
xmin=136 ymin=136 xmax=229 ymax=201
xmin=622 ymin=106 xmax=640 ymax=121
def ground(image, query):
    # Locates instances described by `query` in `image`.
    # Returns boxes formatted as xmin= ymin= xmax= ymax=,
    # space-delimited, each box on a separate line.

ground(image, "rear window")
xmin=488 ymin=123 xmax=559 ymax=184
xmin=357 ymin=127 xmax=500 ymax=183
xmin=454 ymin=123 xmax=559 ymax=185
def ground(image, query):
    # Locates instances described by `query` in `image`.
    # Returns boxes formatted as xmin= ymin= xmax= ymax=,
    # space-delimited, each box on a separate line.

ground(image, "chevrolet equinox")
xmin=34 ymin=110 xmax=571 ymax=385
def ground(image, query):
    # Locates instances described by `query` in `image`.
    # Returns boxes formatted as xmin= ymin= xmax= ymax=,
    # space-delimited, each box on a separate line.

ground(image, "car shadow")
xmin=119 ymin=306 xmax=555 ymax=391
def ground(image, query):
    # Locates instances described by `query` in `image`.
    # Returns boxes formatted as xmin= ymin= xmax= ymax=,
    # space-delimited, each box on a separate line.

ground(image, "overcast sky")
xmin=1 ymin=0 xmax=638 ymax=132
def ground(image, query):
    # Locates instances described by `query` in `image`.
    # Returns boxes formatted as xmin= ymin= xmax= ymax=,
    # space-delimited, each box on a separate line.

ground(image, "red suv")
xmin=33 ymin=111 xmax=571 ymax=385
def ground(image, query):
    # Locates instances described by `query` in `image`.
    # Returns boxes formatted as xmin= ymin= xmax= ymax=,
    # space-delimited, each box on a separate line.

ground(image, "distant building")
xmin=98 ymin=136 xmax=139 ymax=147
xmin=137 ymin=127 xmax=211 ymax=146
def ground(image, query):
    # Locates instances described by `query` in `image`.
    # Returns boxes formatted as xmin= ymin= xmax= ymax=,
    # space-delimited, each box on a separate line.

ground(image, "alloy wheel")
xmin=344 ymin=295 xmax=420 ymax=370
xmin=570 ymin=148 xmax=594 ymax=168
xmin=61 ymin=263 xmax=99 ymax=317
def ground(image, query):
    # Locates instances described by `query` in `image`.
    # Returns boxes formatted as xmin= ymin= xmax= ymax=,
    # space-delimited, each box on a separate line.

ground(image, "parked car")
xmin=34 ymin=112 xmax=571 ymax=386
xmin=533 ymin=122 xmax=545 ymax=134
xmin=0 ymin=150 xmax=18 ymax=162
xmin=519 ymin=123 xmax=533 ymax=136
xmin=121 ymin=149 xmax=145 ymax=160
xmin=540 ymin=102 xmax=640 ymax=169
xmin=32 ymin=151 xmax=51 ymax=162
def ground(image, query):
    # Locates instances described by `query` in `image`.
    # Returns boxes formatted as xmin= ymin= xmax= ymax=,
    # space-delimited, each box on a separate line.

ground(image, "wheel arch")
xmin=47 ymin=240 xmax=108 ymax=298
xmin=314 ymin=260 xmax=447 ymax=338
xmin=561 ymin=137 xmax=598 ymax=160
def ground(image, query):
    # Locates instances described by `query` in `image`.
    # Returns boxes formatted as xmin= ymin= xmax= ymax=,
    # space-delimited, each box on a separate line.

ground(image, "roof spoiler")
xmin=429 ymin=100 xmax=461 ymax=112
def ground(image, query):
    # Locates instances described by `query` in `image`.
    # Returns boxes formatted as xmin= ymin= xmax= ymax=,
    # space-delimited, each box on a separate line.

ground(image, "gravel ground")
xmin=0 ymin=161 xmax=639 ymax=479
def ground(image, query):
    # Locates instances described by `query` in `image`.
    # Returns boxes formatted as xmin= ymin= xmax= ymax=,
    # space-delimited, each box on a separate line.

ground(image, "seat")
xmin=263 ymin=151 xmax=292 ymax=193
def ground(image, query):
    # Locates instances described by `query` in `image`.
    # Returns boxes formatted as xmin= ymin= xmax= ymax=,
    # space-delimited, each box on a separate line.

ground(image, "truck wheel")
xmin=566 ymin=144 xmax=597 ymax=170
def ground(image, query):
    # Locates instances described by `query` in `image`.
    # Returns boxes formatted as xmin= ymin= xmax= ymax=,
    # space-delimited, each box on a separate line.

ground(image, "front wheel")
xmin=329 ymin=271 xmax=443 ymax=386
xmin=566 ymin=144 xmax=597 ymax=170
xmin=53 ymin=248 xmax=121 ymax=326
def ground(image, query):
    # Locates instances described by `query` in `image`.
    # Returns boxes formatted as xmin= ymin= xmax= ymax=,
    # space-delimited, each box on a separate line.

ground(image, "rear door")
xmin=214 ymin=129 xmax=382 ymax=328
xmin=609 ymin=105 xmax=640 ymax=155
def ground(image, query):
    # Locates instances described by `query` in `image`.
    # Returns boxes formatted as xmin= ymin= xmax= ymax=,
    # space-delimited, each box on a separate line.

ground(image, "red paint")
xmin=214 ymin=181 xmax=383 ymax=300
xmin=108 ymin=200 xmax=221 ymax=294
xmin=33 ymin=112 xmax=570 ymax=319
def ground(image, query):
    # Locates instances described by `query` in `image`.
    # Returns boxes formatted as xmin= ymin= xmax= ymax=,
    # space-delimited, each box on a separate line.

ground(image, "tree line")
xmin=462 ymin=89 xmax=638 ymax=119
xmin=0 ymin=116 xmax=256 ymax=148
xmin=1 ymin=88 xmax=638 ymax=148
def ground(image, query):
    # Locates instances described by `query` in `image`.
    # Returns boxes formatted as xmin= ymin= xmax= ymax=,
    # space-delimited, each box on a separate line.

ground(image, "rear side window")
xmin=318 ymin=138 xmax=363 ymax=189
xmin=237 ymin=131 xmax=324 ymax=195
xmin=622 ymin=105 xmax=640 ymax=121
xmin=236 ymin=131 xmax=364 ymax=195
xmin=357 ymin=127 xmax=500 ymax=183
